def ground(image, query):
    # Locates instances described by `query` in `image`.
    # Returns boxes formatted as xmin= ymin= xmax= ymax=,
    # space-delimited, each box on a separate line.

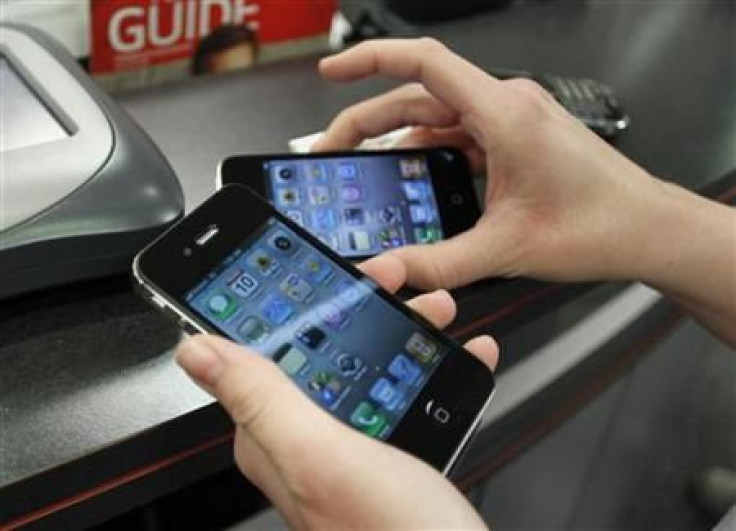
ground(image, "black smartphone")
xmin=217 ymin=148 xmax=481 ymax=259
xmin=488 ymin=67 xmax=629 ymax=139
xmin=133 ymin=184 xmax=494 ymax=474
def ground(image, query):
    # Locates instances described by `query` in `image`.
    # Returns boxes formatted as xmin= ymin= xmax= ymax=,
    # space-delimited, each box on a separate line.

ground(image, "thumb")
xmin=389 ymin=225 xmax=494 ymax=290
xmin=176 ymin=335 xmax=342 ymax=454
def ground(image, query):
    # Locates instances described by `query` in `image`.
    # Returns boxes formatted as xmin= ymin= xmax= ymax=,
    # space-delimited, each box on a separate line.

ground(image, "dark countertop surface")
xmin=2 ymin=1 xmax=734 ymax=528
xmin=117 ymin=0 xmax=735 ymax=206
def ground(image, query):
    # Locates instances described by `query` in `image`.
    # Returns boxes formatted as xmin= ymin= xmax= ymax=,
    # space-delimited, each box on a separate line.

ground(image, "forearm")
xmin=632 ymin=182 xmax=736 ymax=346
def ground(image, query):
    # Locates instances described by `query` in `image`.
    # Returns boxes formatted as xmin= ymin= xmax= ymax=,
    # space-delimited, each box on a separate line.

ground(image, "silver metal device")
xmin=0 ymin=24 xmax=184 ymax=299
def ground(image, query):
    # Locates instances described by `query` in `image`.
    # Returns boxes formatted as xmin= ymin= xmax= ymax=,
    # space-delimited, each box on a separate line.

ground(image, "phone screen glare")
xmin=185 ymin=219 xmax=446 ymax=440
xmin=264 ymin=155 xmax=445 ymax=257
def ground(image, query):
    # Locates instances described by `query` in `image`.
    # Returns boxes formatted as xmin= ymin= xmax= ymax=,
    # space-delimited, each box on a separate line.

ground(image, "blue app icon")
xmin=320 ymin=387 xmax=338 ymax=405
xmin=341 ymin=184 xmax=363 ymax=203
xmin=260 ymin=295 xmax=295 ymax=325
xmin=273 ymin=164 xmax=297 ymax=182
xmin=387 ymin=354 xmax=422 ymax=386
xmin=409 ymin=204 xmax=432 ymax=224
xmin=312 ymin=208 xmax=339 ymax=231
xmin=402 ymin=182 xmax=426 ymax=201
xmin=369 ymin=377 xmax=404 ymax=411
xmin=337 ymin=162 xmax=360 ymax=180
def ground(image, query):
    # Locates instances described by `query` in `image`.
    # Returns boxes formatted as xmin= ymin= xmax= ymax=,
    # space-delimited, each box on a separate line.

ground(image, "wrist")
xmin=573 ymin=170 xmax=677 ymax=283
xmin=611 ymin=177 xmax=684 ymax=282
xmin=626 ymin=179 xmax=732 ymax=290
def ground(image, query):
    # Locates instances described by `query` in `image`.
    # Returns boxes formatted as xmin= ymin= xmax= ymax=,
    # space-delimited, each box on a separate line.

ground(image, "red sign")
xmin=90 ymin=0 xmax=336 ymax=74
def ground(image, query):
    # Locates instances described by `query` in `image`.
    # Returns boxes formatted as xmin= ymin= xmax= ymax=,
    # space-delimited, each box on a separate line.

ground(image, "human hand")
xmin=175 ymin=254 xmax=497 ymax=530
xmin=314 ymin=38 xmax=671 ymax=289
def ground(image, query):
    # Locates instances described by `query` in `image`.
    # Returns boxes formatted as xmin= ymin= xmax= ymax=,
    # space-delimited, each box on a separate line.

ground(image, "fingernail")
xmin=176 ymin=337 xmax=224 ymax=386
xmin=432 ymin=288 xmax=452 ymax=300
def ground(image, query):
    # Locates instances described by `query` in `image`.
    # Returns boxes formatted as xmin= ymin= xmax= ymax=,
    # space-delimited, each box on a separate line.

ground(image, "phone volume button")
xmin=150 ymin=293 xmax=168 ymax=309
xmin=179 ymin=319 xmax=200 ymax=336
xmin=148 ymin=293 xmax=195 ymax=333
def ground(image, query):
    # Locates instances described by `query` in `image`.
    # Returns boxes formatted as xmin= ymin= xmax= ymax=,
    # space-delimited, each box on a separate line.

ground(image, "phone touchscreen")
xmin=185 ymin=217 xmax=448 ymax=440
xmin=264 ymin=154 xmax=444 ymax=257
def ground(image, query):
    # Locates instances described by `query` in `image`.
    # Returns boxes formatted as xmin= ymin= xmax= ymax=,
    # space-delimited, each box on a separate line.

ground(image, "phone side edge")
xmin=131 ymin=252 xmax=208 ymax=335
xmin=441 ymin=386 xmax=496 ymax=476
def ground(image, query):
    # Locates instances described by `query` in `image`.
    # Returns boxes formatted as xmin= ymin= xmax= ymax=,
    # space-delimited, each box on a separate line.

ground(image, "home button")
xmin=433 ymin=407 xmax=451 ymax=424
xmin=425 ymin=399 xmax=452 ymax=424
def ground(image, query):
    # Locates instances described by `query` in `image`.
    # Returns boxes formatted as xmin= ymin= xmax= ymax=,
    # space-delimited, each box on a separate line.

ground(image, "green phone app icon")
xmin=207 ymin=292 xmax=238 ymax=320
xmin=414 ymin=226 xmax=442 ymax=244
xmin=350 ymin=402 xmax=388 ymax=437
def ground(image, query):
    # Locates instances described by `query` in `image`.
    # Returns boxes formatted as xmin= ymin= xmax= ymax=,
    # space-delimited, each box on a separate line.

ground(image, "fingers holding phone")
xmin=218 ymin=148 xmax=482 ymax=261
xmin=315 ymin=38 xmax=665 ymax=287
xmin=135 ymin=184 xmax=495 ymax=474
xmin=171 ymin=244 xmax=497 ymax=530
xmin=176 ymin=331 xmax=492 ymax=530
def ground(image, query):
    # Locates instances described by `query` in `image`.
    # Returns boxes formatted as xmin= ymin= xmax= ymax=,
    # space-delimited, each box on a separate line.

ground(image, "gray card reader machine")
xmin=1 ymin=25 xmax=184 ymax=299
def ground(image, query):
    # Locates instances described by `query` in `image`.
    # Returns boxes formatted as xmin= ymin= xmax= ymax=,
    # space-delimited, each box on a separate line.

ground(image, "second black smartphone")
xmin=217 ymin=148 xmax=481 ymax=259
xmin=487 ymin=67 xmax=629 ymax=139
xmin=133 ymin=184 xmax=495 ymax=474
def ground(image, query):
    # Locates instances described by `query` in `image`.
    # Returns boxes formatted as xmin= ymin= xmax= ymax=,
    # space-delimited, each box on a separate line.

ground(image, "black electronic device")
xmin=217 ymin=148 xmax=481 ymax=259
xmin=133 ymin=184 xmax=495 ymax=474
xmin=488 ymin=67 xmax=629 ymax=139
xmin=386 ymin=0 xmax=512 ymax=23
xmin=0 ymin=24 xmax=183 ymax=299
